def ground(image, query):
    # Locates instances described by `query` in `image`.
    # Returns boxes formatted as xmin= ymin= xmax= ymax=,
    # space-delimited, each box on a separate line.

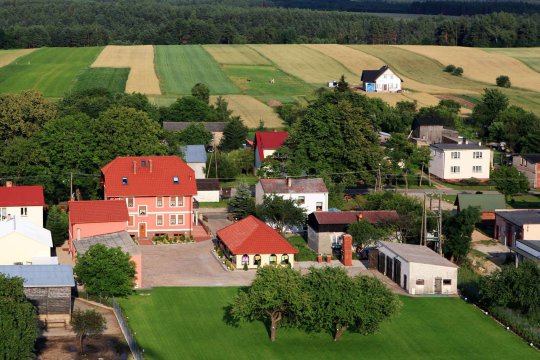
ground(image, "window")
xmin=156 ymin=215 xmax=163 ymax=226
xmin=450 ymin=166 xmax=460 ymax=173
xmin=128 ymin=216 xmax=134 ymax=227
xmin=178 ymin=196 xmax=184 ymax=207
xmin=138 ymin=206 xmax=147 ymax=216
xmin=416 ymin=279 xmax=425 ymax=285
xmin=156 ymin=196 xmax=163 ymax=207
xmin=122 ymin=177 xmax=128 ymax=185
xmin=473 ymin=151 xmax=483 ymax=159
xmin=20 ymin=207 xmax=27 ymax=216
xmin=170 ymin=196 xmax=177 ymax=207
xmin=170 ymin=215 xmax=176 ymax=225
xmin=254 ymin=254 xmax=261 ymax=266
xmin=173 ymin=176 xmax=179 ymax=184
xmin=297 ymin=196 xmax=305 ymax=205
xmin=316 ymin=202 xmax=323 ymax=211
xmin=281 ymin=254 xmax=289 ymax=264
xmin=443 ymin=279 xmax=452 ymax=285
xmin=127 ymin=198 xmax=134 ymax=208
xmin=269 ymin=254 xmax=277 ymax=265
xmin=177 ymin=215 xmax=184 ymax=225
xmin=450 ymin=152 xmax=460 ymax=159
xmin=242 ymin=255 xmax=249 ymax=265
xmin=141 ymin=160 xmax=147 ymax=167
xmin=0 ymin=208 xmax=6 ymax=220
xmin=472 ymin=166 xmax=482 ymax=173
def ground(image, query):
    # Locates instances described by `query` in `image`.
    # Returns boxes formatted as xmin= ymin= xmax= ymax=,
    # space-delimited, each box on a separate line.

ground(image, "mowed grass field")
xmin=211 ymin=95 xmax=284 ymax=128
xmin=118 ymin=287 xmax=538 ymax=360
xmin=0 ymin=49 xmax=36 ymax=67
xmin=155 ymin=45 xmax=240 ymax=95
xmin=483 ymin=47 xmax=540 ymax=73
xmin=0 ymin=47 xmax=102 ymax=97
xmin=72 ymin=68 xmax=129 ymax=93
xmin=204 ymin=44 xmax=270 ymax=65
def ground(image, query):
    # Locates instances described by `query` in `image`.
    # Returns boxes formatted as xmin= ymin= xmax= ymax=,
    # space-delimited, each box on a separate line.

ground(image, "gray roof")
xmin=181 ymin=145 xmax=207 ymax=164
xmin=259 ymin=178 xmax=328 ymax=194
xmin=74 ymin=231 xmax=140 ymax=255
xmin=517 ymin=239 xmax=540 ymax=253
xmin=379 ymin=241 xmax=458 ymax=268
xmin=496 ymin=210 xmax=540 ymax=226
xmin=431 ymin=143 xmax=488 ymax=151
xmin=0 ymin=265 xmax=75 ymax=287
xmin=163 ymin=122 xmax=227 ymax=132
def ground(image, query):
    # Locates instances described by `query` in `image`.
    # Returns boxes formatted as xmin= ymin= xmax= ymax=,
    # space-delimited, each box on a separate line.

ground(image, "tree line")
xmin=0 ymin=0 xmax=538 ymax=48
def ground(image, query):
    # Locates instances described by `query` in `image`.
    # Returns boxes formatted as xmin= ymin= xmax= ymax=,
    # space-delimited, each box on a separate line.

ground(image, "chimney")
xmin=133 ymin=160 xmax=137 ymax=174
xmin=287 ymin=177 xmax=292 ymax=188
xmin=5 ymin=181 xmax=12 ymax=188
xmin=149 ymin=159 xmax=153 ymax=173
xmin=77 ymin=228 xmax=81 ymax=241
xmin=341 ymin=234 xmax=353 ymax=267
xmin=358 ymin=212 xmax=363 ymax=220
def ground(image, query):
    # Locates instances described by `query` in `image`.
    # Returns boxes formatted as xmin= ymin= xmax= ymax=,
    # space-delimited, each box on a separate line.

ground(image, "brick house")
xmin=512 ymin=154 xmax=540 ymax=189
xmin=101 ymin=156 xmax=197 ymax=242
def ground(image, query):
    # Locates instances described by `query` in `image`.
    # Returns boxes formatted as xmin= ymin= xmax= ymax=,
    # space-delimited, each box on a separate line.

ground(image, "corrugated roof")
xmin=0 ymin=185 xmax=44 ymax=207
xmin=0 ymin=265 xmax=75 ymax=287
xmin=163 ymin=122 xmax=227 ymax=132
xmin=455 ymin=194 xmax=506 ymax=212
xmin=0 ymin=217 xmax=52 ymax=248
xmin=413 ymin=117 xmax=446 ymax=128
xmin=217 ymin=215 xmax=298 ymax=255
xmin=312 ymin=210 xmax=400 ymax=225
xmin=196 ymin=179 xmax=220 ymax=191
xmin=101 ymin=156 xmax=197 ymax=197
xmin=496 ymin=209 xmax=540 ymax=226
xmin=379 ymin=241 xmax=458 ymax=268
xmin=259 ymin=178 xmax=328 ymax=194
xmin=254 ymin=131 xmax=288 ymax=161
xmin=74 ymin=231 xmax=139 ymax=255
xmin=182 ymin=145 xmax=207 ymax=163
xmin=69 ymin=200 xmax=128 ymax=224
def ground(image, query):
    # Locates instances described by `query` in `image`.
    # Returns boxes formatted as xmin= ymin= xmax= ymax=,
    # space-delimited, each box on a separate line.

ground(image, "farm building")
xmin=253 ymin=131 xmax=288 ymax=169
xmin=454 ymin=193 xmax=506 ymax=220
xmin=361 ymin=65 xmax=402 ymax=93
xmin=216 ymin=215 xmax=298 ymax=269
xmin=162 ymin=122 xmax=226 ymax=148
xmin=307 ymin=210 xmax=400 ymax=256
xmin=512 ymin=154 xmax=540 ymax=189
xmin=371 ymin=241 xmax=458 ymax=295
xmin=0 ymin=265 xmax=75 ymax=323
xmin=0 ymin=182 xmax=45 ymax=227
xmin=495 ymin=209 xmax=540 ymax=265
xmin=181 ymin=145 xmax=207 ymax=179
xmin=429 ymin=143 xmax=491 ymax=181
xmin=412 ymin=118 xmax=445 ymax=144
xmin=195 ymin=178 xmax=220 ymax=203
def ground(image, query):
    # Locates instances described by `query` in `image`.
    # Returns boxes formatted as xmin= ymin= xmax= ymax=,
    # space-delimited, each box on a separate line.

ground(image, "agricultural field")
xmin=211 ymin=95 xmax=284 ymax=128
xmin=155 ymin=45 xmax=240 ymax=95
xmin=0 ymin=47 xmax=102 ymax=97
xmin=203 ymin=44 xmax=270 ymax=65
xmin=483 ymin=47 xmax=540 ymax=73
xmin=72 ymin=68 xmax=129 ymax=93
xmin=91 ymin=45 xmax=161 ymax=95
xmin=0 ymin=49 xmax=36 ymax=67
xmin=118 ymin=287 xmax=538 ymax=360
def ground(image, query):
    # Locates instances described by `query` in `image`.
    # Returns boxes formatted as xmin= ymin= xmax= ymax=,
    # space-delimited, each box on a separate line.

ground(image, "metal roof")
xmin=182 ymin=145 xmax=207 ymax=164
xmin=455 ymin=194 xmax=506 ymax=212
xmin=379 ymin=241 xmax=458 ymax=268
xmin=496 ymin=210 xmax=540 ymax=226
xmin=0 ymin=265 xmax=75 ymax=287
xmin=74 ymin=231 xmax=140 ymax=255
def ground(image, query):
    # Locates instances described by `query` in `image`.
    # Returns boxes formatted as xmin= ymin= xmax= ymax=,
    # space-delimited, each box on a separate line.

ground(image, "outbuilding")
xmin=372 ymin=241 xmax=458 ymax=295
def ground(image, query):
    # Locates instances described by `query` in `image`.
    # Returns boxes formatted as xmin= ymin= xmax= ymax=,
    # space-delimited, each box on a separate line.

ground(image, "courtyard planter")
xmin=326 ymin=255 xmax=332 ymax=263
xmin=317 ymin=255 xmax=323 ymax=263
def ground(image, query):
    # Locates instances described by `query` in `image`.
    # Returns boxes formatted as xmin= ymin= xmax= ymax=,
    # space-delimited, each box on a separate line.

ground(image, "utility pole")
xmin=421 ymin=192 xmax=443 ymax=254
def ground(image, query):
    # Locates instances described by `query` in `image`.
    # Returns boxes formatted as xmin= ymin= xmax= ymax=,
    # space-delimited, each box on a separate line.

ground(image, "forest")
xmin=0 ymin=0 xmax=538 ymax=48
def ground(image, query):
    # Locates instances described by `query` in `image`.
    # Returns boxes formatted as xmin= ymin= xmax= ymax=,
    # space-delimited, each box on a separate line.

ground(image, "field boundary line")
xmin=200 ymin=45 xmax=241 ymax=94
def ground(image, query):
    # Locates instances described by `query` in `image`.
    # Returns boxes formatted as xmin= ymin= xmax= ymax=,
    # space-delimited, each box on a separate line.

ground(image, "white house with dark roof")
xmin=429 ymin=143 xmax=491 ymax=181
xmin=375 ymin=241 xmax=458 ymax=295
xmin=361 ymin=65 xmax=402 ymax=93
xmin=255 ymin=178 xmax=328 ymax=214
xmin=182 ymin=145 xmax=207 ymax=179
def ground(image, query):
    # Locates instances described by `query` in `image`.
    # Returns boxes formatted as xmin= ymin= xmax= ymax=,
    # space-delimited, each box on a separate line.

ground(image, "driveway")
xmin=201 ymin=212 xmax=233 ymax=236
xmin=141 ymin=241 xmax=256 ymax=288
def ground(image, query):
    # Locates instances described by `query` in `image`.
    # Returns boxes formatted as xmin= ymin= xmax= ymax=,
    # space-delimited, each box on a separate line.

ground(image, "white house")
xmin=0 ymin=182 xmax=45 ymax=228
xmin=376 ymin=241 xmax=458 ymax=295
xmin=255 ymin=178 xmax=328 ymax=214
xmin=182 ymin=145 xmax=207 ymax=179
xmin=0 ymin=217 xmax=56 ymax=265
xmin=253 ymin=131 xmax=288 ymax=169
xmin=429 ymin=143 xmax=491 ymax=181
xmin=195 ymin=179 xmax=220 ymax=203
xmin=361 ymin=65 xmax=402 ymax=93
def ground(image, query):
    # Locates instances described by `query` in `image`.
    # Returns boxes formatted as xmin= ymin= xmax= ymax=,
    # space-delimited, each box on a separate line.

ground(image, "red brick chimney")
xmin=133 ymin=161 xmax=137 ymax=174
xmin=287 ymin=177 xmax=292 ymax=188
xmin=358 ymin=212 xmax=363 ymax=220
xmin=149 ymin=159 xmax=153 ymax=173
xmin=5 ymin=181 xmax=13 ymax=188
xmin=341 ymin=234 xmax=353 ymax=266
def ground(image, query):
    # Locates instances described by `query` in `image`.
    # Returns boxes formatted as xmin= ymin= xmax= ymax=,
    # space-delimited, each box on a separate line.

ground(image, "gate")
xmin=368 ymin=249 xmax=379 ymax=269
xmin=386 ymin=256 xmax=393 ymax=279
xmin=393 ymin=258 xmax=401 ymax=284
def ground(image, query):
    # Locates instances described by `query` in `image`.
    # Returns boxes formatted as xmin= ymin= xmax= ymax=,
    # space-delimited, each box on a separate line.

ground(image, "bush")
xmin=243 ymin=263 xmax=248 ymax=271
xmin=452 ymin=67 xmax=463 ymax=76
xmin=490 ymin=306 xmax=540 ymax=347
xmin=444 ymin=64 xmax=456 ymax=73
xmin=496 ymin=75 xmax=511 ymax=88
xmin=460 ymin=177 xmax=481 ymax=186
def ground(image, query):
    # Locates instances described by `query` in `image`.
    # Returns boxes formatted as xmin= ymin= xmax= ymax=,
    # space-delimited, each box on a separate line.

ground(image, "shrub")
xmin=243 ymin=263 xmax=248 ymax=271
xmin=490 ymin=306 xmax=540 ymax=347
xmin=460 ymin=177 xmax=481 ymax=186
xmin=452 ymin=67 xmax=463 ymax=76
xmin=444 ymin=64 xmax=456 ymax=73
xmin=496 ymin=75 xmax=511 ymax=88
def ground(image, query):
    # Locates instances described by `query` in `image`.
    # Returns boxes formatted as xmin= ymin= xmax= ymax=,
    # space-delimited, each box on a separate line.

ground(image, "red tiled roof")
xmin=69 ymin=200 xmax=128 ymax=224
xmin=217 ymin=215 xmax=298 ymax=255
xmin=260 ymin=178 xmax=328 ymax=194
xmin=313 ymin=210 xmax=400 ymax=225
xmin=0 ymin=185 xmax=44 ymax=207
xmin=101 ymin=156 xmax=197 ymax=197
xmin=254 ymin=131 xmax=288 ymax=161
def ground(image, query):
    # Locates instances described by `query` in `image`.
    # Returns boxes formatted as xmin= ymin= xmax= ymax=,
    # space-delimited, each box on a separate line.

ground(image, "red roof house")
xmin=216 ymin=215 xmax=298 ymax=269
xmin=253 ymin=131 xmax=288 ymax=168
xmin=0 ymin=183 xmax=45 ymax=227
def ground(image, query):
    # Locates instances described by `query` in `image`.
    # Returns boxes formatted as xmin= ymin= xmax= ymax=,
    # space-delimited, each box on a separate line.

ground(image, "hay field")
xmin=155 ymin=45 xmax=239 ymax=95
xmin=204 ymin=45 xmax=270 ymax=65
xmin=483 ymin=47 xmax=540 ymax=73
xmin=398 ymin=45 xmax=540 ymax=91
xmin=249 ymin=44 xmax=357 ymax=85
xmin=0 ymin=47 xmax=102 ymax=97
xmin=212 ymin=95 xmax=283 ymax=128
xmin=0 ymin=49 xmax=36 ymax=67
xmin=366 ymin=92 xmax=441 ymax=108
xmin=91 ymin=45 xmax=161 ymax=95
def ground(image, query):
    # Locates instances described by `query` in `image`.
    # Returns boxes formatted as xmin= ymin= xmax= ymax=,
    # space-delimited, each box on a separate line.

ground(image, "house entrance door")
xmin=383 ymin=84 xmax=388 ymax=91
xmin=506 ymin=226 xmax=513 ymax=247
xmin=435 ymin=277 xmax=442 ymax=294
xmin=138 ymin=223 xmax=147 ymax=238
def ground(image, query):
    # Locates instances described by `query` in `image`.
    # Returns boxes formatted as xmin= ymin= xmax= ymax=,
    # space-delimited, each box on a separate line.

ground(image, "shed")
xmin=181 ymin=145 xmax=207 ymax=179
xmin=455 ymin=193 xmax=506 ymax=220
xmin=0 ymin=265 xmax=75 ymax=322
xmin=195 ymin=178 xmax=220 ymax=203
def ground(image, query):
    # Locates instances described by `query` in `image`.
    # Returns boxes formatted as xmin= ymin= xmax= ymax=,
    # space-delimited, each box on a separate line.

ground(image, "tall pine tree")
xmin=220 ymin=116 xmax=248 ymax=151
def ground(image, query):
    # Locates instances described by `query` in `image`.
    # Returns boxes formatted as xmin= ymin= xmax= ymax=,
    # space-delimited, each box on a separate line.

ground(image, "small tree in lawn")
xmin=492 ymin=165 xmax=530 ymax=201
xmin=442 ymin=207 xmax=481 ymax=263
xmin=46 ymin=205 xmax=69 ymax=247
xmin=302 ymin=267 xmax=400 ymax=341
xmin=71 ymin=309 xmax=106 ymax=354
xmin=191 ymin=83 xmax=210 ymax=104
xmin=230 ymin=266 xmax=307 ymax=342
xmin=256 ymin=194 xmax=306 ymax=233
xmin=496 ymin=75 xmax=511 ymax=88
xmin=74 ymin=244 xmax=136 ymax=298
xmin=228 ymin=182 xmax=255 ymax=220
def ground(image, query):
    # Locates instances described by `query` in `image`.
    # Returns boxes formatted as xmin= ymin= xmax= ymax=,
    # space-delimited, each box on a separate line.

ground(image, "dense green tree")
xmin=472 ymin=89 xmax=509 ymax=137
xmin=442 ymin=206 xmax=481 ymax=263
xmin=496 ymin=75 xmax=511 ymax=88
xmin=488 ymin=106 xmax=540 ymax=153
xmin=178 ymin=123 xmax=213 ymax=146
xmin=385 ymin=133 xmax=430 ymax=191
xmin=256 ymin=195 xmax=306 ymax=233
xmin=191 ymin=83 xmax=210 ymax=104
xmin=230 ymin=266 xmax=307 ymax=342
xmin=59 ymin=88 xmax=115 ymax=118
xmin=220 ymin=116 xmax=248 ymax=151
xmin=277 ymin=102 xmax=305 ymax=127
xmin=74 ymin=244 xmax=137 ymax=298
xmin=213 ymin=96 xmax=233 ymax=122
xmin=228 ymin=182 xmax=255 ymax=219
xmin=71 ymin=309 xmax=106 ymax=354
xmin=46 ymin=205 xmax=69 ymax=247
xmin=335 ymin=74 xmax=350 ymax=93
xmin=0 ymin=274 xmax=37 ymax=360
xmin=348 ymin=220 xmax=391 ymax=248
xmin=167 ymin=96 xmax=213 ymax=122
xmin=491 ymin=166 xmax=530 ymax=201
xmin=451 ymin=67 xmax=463 ymax=76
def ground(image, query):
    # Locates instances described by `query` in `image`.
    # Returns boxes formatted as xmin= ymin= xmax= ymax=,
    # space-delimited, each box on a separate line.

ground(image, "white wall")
xmin=0 ymin=232 xmax=51 ymax=265
xmin=195 ymin=190 xmax=220 ymax=203
xmin=430 ymin=148 xmax=491 ymax=180
xmin=233 ymin=253 xmax=295 ymax=269
xmin=188 ymin=162 xmax=206 ymax=179
xmin=255 ymin=183 xmax=328 ymax=214
xmin=375 ymin=69 xmax=401 ymax=92
xmin=0 ymin=206 xmax=43 ymax=228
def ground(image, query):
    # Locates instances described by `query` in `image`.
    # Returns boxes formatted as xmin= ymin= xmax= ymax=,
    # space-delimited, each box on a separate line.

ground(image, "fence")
xmin=112 ymin=299 xmax=144 ymax=360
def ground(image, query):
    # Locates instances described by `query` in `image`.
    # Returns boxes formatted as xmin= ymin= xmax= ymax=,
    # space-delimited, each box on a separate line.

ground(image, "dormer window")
xmin=141 ymin=160 xmax=147 ymax=167
xmin=122 ymin=177 xmax=128 ymax=185
xmin=173 ymin=176 xmax=179 ymax=184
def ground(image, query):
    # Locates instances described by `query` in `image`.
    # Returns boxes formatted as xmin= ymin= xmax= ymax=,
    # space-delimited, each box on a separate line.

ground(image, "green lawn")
xmin=71 ymin=67 xmax=129 ymax=93
xmin=118 ymin=287 xmax=538 ymax=360
xmin=287 ymin=235 xmax=317 ymax=261
xmin=155 ymin=45 xmax=240 ymax=95
xmin=509 ymin=194 xmax=540 ymax=209
xmin=0 ymin=47 xmax=102 ymax=97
